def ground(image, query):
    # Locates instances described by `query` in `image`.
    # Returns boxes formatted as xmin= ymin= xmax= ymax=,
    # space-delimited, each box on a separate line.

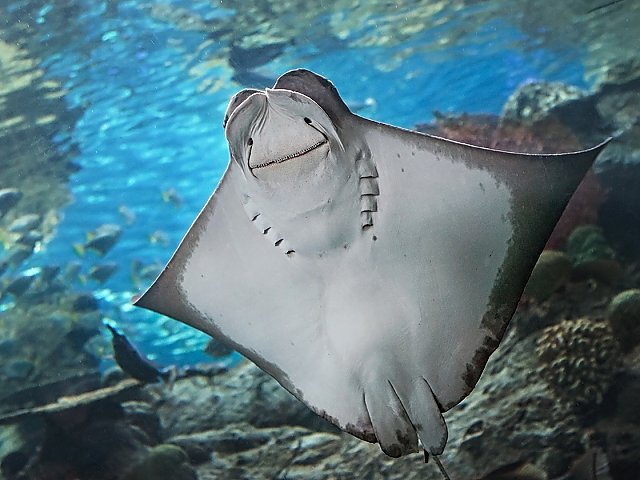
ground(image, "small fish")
xmin=118 ymin=205 xmax=136 ymax=225
xmin=347 ymin=97 xmax=377 ymax=113
xmin=75 ymin=224 xmax=123 ymax=256
xmin=39 ymin=265 xmax=61 ymax=285
xmin=17 ymin=230 xmax=44 ymax=248
xmin=161 ymin=188 xmax=183 ymax=207
xmin=88 ymin=262 xmax=118 ymax=283
xmin=63 ymin=260 xmax=83 ymax=283
xmin=204 ymin=337 xmax=234 ymax=358
xmin=228 ymin=41 xmax=288 ymax=71
xmin=148 ymin=230 xmax=170 ymax=247
xmin=130 ymin=259 xmax=163 ymax=289
xmin=106 ymin=323 xmax=169 ymax=383
xmin=7 ymin=214 xmax=41 ymax=234
xmin=4 ymin=273 xmax=36 ymax=298
xmin=0 ymin=188 xmax=22 ymax=217
xmin=6 ymin=245 xmax=34 ymax=267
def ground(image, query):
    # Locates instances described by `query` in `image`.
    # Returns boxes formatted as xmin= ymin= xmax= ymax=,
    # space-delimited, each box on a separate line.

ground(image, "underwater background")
xmin=0 ymin=0 xmax=639 ymax=478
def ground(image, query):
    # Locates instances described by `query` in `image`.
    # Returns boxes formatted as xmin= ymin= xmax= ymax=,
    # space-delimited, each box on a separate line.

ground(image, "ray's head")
xmin=223 ymin=70 xmax=351 ymax=190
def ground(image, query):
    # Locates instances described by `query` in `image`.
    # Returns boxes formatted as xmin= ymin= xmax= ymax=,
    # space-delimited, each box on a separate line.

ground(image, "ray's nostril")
xmin=304 ymin=117 xmax=312 ymax=124
xmin=248 ymin=138 xmax=253 ymax=146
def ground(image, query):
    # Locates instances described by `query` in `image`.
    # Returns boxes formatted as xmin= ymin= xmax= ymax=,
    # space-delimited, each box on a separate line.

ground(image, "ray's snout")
xmin=245 ymin=95 xmax=329 ymax=173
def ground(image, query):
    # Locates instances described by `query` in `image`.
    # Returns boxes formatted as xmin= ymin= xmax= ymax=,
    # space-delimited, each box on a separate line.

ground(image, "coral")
xmin=565 ymin=225 xmax=621 ymax=283
xmin=535 ymin=318 xmax=620 ymax=406
xmin=417 ymin=112 xmax=583 ymax=154
xmin=523 ymin=250 xmax=572 ymax=301
xmin=608 ymin=289 xmax=640 ymax=352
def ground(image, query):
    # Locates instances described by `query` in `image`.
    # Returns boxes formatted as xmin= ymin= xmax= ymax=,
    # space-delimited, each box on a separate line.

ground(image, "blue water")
xmin=27 ymin=0 xmax=588 ymax=364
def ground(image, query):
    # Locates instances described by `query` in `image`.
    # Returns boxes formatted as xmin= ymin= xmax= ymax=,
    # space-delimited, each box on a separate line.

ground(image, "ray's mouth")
xmin=250 ymin=139 xmax=328 ymax=170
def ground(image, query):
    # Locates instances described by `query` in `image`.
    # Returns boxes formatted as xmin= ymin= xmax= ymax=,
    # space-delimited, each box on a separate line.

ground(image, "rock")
xmin=156 ymin=361 xmax=335 ymax=438
xmin=596 ymin=89 xmax=640 ymax=132
xmin=592 ymin=59 xmax=640 ymax=133
xmin=501 ymin=81 xmax=586 ymax=123
xmin=500 ymin=81 xmax=607 ymax=143
xmin=168 ymin=423 xmax=272 ymax=461
xmin=592 ymin=58 xmax=640 ymax=90
xmin=524 ymin=250 xmax=572 ymax=301
xmin=0 ymin=450 xmax=28 ymax=478
xmin=595 ymin=421 xmax=640 ymax=479
xmin=122 ymin=401 xmax=163 ymax=443
xmin=607 ymin=374 xmax=640 ymax=426
xmin=122 ymin=444 xmax=197 ymax=480
xmin=598 ymin=160 xmax=640 ymax=261
xmin=608 ymin=289 xmax=640 ymax=352
xmin=3 ymin=359 xmax=34 ymax=380
xmin=25 ymin=409 xmax=150 ymax=480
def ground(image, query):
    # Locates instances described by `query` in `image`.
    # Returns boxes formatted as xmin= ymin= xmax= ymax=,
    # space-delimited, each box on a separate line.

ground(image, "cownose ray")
xmin=135 ymin=69 xmax=609 ymax=459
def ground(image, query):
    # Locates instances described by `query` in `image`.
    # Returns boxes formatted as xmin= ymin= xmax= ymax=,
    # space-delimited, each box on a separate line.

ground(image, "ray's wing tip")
xmin=131 ymin=281 xmax=163 ymax=312
xmin=131 ymin=290 xmax=153 ymax=310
